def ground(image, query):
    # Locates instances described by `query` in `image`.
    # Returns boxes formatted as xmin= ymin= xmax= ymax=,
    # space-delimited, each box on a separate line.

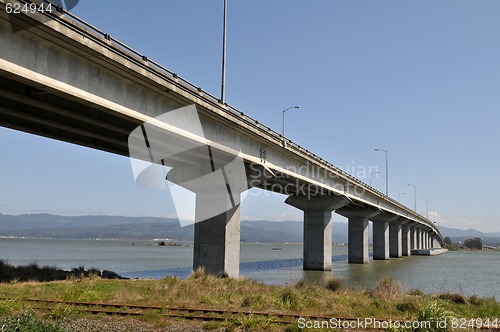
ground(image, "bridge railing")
xmin=13 ymin=0 xmax=439 ymax=233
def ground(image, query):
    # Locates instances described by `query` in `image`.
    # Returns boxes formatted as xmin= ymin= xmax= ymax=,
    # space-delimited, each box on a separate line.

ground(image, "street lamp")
xmin=375 ymin=148 xmax=388 ymax=196
xmin=282 ymin=106 xmax=300 ymax=138
xmin=398 ymin=192 xmax=405 ymax=202
xmin=220 ymin=0 xmax=228 ymax=104
xmin=369 ymin=171 xmax=379 ymax=186
xmin=422 ymin=198 xmax=429 ymax=219
xmin=408 ymin=183 xmax=416 ymax=212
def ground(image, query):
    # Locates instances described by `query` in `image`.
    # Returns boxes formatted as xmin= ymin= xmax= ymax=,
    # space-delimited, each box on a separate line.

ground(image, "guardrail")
xmin=8 ymin=0 xmax=439 ymax=234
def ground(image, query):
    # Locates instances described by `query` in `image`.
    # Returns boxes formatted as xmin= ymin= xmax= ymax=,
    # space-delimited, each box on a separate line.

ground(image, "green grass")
xmin=0 ymin=308 xmax=65 ymax=332
xmin=0 ymin=270 xmax=498 ymax=331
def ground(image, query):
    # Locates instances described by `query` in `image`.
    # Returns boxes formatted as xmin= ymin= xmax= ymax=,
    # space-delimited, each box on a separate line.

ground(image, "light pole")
xmin=282 ymin=106 xmax=300 ymax=138
xmin=408 ymin=183 xmax=416 ymax=212
xmin=375 ymin=148 xmax=388 ymax=196
xmin=369 ymin=171 xmax=379 ymax=186
xmin=220 ymin=0 xmax=227 ymax=104
xmin=398 ymin=192 xmax=405 ymax=202
xmin=422 ymin=198 xmax=429 ymax=219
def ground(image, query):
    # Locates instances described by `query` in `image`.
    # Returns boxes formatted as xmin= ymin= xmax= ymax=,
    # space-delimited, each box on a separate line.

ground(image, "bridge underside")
xmin=0 ymin=75 xmax=136 ymax=157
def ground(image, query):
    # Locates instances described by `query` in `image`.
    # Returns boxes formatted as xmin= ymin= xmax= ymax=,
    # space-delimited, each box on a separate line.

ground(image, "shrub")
xmin=396 ymin=298 xmax=420 ymax=312
xmin=439 ymin=293 xmax=466 ymax=304
xmin=277 ymin=288 xmax=301 ymax=310
xmin=325 ymin=277 xmax=342 ymax=292
xmin=373 ymin=277 xmax=402 ymax=300
xmin=468 ymin=294 xmax=482 ymax=306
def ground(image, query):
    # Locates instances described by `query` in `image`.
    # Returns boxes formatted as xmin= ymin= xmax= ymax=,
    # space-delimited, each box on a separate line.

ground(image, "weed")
xmin=233 ymin=313 xmax=272 ymax=330
xmin=414 ymin=301 xmax=454 ymax=331
xmin=0 ymin=300 xmax=17 ymax=316
xmin=0 ymin=308 xmax=64 ymax=332
xmin=46 ymin=304 xmax=79 ymax=320
xmin=190 ymin=267 xmax=206 ymax=279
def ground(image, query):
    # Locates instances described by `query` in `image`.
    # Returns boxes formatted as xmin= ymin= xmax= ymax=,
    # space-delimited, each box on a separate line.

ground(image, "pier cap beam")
xmin=286 ymin=194 xmax=350 ymax=270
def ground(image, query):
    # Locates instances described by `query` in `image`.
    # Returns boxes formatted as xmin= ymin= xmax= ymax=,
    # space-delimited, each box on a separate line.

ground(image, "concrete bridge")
xmin=0 ymin=0 xmax=444 ymax=277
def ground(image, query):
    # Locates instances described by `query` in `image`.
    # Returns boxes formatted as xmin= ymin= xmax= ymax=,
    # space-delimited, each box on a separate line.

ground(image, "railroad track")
xmin=2 ymin=298 xmax=380 ymax=327
xmin=2 ymin=297 xmax=499 ymax=331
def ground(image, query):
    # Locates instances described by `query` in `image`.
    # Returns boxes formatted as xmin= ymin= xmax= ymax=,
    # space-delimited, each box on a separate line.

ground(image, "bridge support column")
xmin=389 ymin=223 xmax=402 ymax=258
xmin=370 ymin=214 xmax=399 ymax=260
xmin=337 ymin=207 xmax=381 ymax=264
xmin=402 ymin=223 xmax=411 ymax=256
xmin=372 ymin=221 xmax=389 ymax=260
xmin=166 ymin=163 xmax=248 ymax=278
xmin=286 ymin=195 xmax=350 ymax=270
xmin=416 ymin=228 xmax=422 ymax=249
xmin=193 ymin=195 xmax=240 ymax=277
xmin=348 ymin=217 xmax=370 ymax=263
xmin=410 ymin=226 xmax=417 ymax=250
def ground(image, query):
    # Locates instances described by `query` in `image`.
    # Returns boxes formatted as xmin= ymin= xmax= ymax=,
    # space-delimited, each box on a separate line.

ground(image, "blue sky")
xmin=1 ymin=1 xmax=500 ymax=232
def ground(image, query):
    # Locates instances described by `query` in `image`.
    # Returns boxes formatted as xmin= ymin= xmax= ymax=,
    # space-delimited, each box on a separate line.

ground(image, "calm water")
xmin=1 ymin=238 xmax=499 ymax=300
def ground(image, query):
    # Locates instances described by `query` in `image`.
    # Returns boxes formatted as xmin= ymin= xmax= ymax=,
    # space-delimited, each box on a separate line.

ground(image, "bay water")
xmin=0 ymin=238 xmax=498 ymax=300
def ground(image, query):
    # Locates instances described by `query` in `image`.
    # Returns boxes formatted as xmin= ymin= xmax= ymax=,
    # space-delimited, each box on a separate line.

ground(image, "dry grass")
xmin=0 ymin=274 xmax=498 ymax=329
xmin=371 ymin=276 xmax=403 ymax=300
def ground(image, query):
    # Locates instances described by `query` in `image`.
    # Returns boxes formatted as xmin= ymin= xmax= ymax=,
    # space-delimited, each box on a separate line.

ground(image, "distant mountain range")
xmin=0 ymin=213 xmax=499 ymax=245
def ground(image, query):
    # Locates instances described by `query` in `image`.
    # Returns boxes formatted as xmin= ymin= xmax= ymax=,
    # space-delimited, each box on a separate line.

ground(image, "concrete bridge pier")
xmin=421 ymin=229 xmax=427 ymax=249
xmin=372 ymin=221 xmax=389 ymax=260
xmin=401 ymin=223 xmax=412 ymax=256
xmin=410 ymin=226 xmax=417 ymax=250
xmin=389 ymin=221 xmax=403 ymax=258
xmin=337 ymin=207 xmax=381 ymax=264
xmin=166 ymin=164 xmax=249 ymax=278
xmin=371 ymin=214 xmax=399 ymax=260
xmin=193 ymin=195 xmax=241 ymax=277
xmin=286 ymin=195 xmax=350 ymax=270
xmin=416 ymin=228 xmax=422 ymax=249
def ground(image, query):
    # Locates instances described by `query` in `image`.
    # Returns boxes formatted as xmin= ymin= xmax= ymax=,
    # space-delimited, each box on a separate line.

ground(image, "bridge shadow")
xmin=122 ymin=254 xmax=351 ymax=280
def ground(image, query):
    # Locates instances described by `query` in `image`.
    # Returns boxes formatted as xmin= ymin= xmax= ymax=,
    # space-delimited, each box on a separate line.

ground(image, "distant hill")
xmin=439 ymin=226 xmax=500 ymax=246
xmin=0 ymin=213 xmax=498 ymax=245
xmin=0 ymin=213 xmax=348 ymax=243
